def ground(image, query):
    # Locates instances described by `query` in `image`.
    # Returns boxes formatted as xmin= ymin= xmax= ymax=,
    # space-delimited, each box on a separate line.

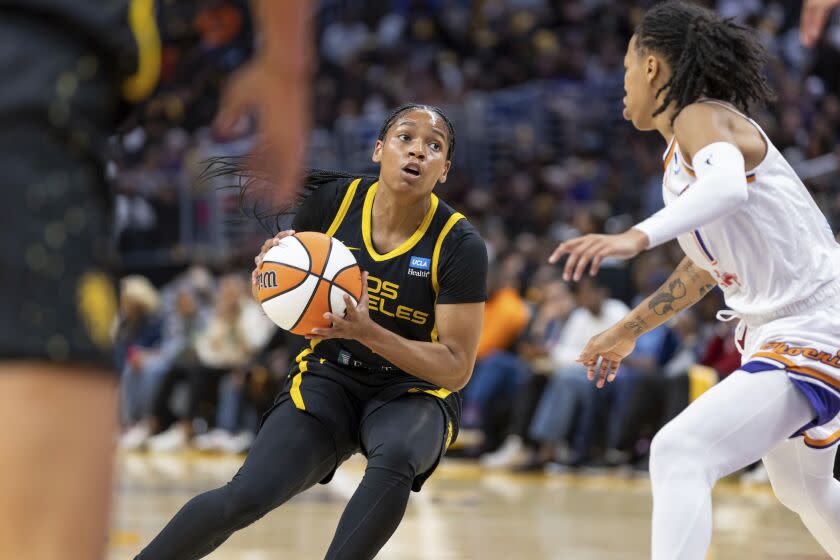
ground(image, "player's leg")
xmin=135 ymin=400 xmax=342 ymax=560
xmin=325 ymin=395 xmax=446 ymax=560
xmin=648 ymin=369 xmax=814 ymax=560
xmin=763 ymin=438 xmax=840 ymax=557
xmin=0 ymin=9 xmax=134 ymax=558
xmin=0 ymin=366 xmax=116 ymax=560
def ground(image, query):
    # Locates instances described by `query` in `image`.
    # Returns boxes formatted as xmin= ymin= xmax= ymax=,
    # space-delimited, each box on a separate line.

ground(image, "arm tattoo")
xmin=623 ymin=315 xmax=649 ymax=336
xmin=698 ymin=282 xmax=716 ymax=297
xmin=648 ymin=278 xmax=688 ymax=316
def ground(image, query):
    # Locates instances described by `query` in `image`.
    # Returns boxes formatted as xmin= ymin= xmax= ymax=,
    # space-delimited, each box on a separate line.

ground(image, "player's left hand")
xmin=307 ymin=272 xmax=376 ymax=343
xmin=577 ymin=326 xmax=637 ymax=388
xmin=548 ymin=229 xmax=649 ymax=282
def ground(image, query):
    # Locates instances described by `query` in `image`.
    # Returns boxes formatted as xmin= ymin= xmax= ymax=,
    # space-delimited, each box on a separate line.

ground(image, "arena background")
xmin=110 ymin=1 xmax=840 ymax=558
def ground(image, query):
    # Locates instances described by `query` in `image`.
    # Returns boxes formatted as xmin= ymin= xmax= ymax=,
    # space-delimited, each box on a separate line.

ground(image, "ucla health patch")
xmin=408 ymin=256 xmax=431 ymax=278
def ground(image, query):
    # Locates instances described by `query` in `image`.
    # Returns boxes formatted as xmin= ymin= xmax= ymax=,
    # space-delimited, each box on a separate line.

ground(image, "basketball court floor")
xmin=109 ymin=452 xmax=826 ymax=560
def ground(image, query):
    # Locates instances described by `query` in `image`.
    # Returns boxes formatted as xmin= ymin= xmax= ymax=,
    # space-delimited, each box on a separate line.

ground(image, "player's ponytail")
xmin=635 ymin=0 xmax=775 ymax=124
xmin=199 ymin=156 xmax=375 ymax=234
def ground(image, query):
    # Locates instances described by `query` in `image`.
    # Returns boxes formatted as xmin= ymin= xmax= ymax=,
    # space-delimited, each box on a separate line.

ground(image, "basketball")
xmin=256 ymin=232 xmax=363 ymax=335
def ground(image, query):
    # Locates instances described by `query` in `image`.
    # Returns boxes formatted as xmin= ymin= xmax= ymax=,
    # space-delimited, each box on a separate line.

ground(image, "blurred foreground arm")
xmin=216 ymin=1 xmax=312 ymax=207
xmin=801 ymin=0 xmax=840 ymax=47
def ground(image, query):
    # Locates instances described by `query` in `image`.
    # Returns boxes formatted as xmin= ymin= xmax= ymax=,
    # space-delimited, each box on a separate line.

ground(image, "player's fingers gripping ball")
xmin=256 ymin=232 xmax=363 ymax=335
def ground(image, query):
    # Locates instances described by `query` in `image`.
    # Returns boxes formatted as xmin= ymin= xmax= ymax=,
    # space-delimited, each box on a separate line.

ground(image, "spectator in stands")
xmin=116 ymin=276 xmax=164 ymax=433
xmin=145 ymin=274 xmax=274 ymax=452
xmin=521 ymin=274 xmax=628 ymax=469
xmin=481 ymin=276 xmax=574 ymax=468
xmin=120 ymin=285 xmax=210 ymax=450
xmin=461 ymin=252 xmax=531 ymax=434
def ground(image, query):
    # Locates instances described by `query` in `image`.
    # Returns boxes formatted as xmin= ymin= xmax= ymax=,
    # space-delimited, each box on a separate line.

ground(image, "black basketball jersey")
xmin=291 ymin=175 xmax=488 ymax=391
xmin=0 ymin=0 xmax=160 ymax=104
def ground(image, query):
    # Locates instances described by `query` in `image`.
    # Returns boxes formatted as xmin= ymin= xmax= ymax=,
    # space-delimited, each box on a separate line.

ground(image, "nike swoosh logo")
xmin=345 ymin=246 xmax=361 ymax=251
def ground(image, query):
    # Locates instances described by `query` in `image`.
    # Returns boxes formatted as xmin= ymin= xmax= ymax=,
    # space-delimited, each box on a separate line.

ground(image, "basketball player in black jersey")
xmin=135 ymin=104 xmax=488 ymax=560
xmin=0 ymin=2 xmax=311 ymax=559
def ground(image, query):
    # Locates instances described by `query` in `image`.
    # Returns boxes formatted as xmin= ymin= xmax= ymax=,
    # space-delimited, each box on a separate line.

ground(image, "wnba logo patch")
xmin=408 ymin=256 xmax=431 ymax=278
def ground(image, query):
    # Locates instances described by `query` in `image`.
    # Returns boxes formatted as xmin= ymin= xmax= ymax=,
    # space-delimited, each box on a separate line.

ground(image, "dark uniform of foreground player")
xmin=136 ymin=104 xmax=488 ymax=560
xmin=0 ymin=1 xmax=311 ymax=558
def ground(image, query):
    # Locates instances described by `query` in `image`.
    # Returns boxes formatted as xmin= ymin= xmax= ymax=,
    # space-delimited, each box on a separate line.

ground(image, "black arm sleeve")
xmin=291 ymin=178 xmax=346 ymax=233
xmin=436 ymin=225 xmax=488 ymax=305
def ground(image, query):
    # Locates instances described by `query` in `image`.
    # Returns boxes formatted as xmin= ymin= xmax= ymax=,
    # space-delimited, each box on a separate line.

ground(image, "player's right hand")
xmin=577 ymin=326 xmax=637 ymax=388
xmin=251 ymin=230 xmax=296 ymax=294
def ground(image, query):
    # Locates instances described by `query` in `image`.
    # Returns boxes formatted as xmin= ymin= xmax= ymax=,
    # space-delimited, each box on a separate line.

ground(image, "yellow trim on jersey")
xmin=431 ymin=213 xmax=466 ymax=294
xmin=325 ymin=178 xmax=361 ymax=236
xmin=408 ymin=387 xmax=453 ymax=399
xmin=445 ymin=421 xmax=454 ymax=448
xmin=122 ymin=0 xmax=161 ymax=103
xmin=430 ymin=212 xmax=466 ymax=342
xmin=290 ymin=340 xmax=320 ymax=410
xmin=362 ymin=182 xmax=439 ymax=261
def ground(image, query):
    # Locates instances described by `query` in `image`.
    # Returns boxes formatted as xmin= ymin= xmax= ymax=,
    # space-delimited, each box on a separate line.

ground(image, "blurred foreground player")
xmin=0 ymin=1 xmax=310 ymax=559
xmin=551 ymin=2 xmax=840 ymax=559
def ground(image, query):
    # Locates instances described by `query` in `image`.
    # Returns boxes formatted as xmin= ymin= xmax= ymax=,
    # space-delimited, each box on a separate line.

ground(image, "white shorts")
xmin=741 ymin=299 xmax=840 ymax=449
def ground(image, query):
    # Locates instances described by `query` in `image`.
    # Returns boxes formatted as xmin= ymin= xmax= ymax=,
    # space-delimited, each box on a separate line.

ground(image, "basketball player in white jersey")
xmin=549 ymin=2 xmax=840 ymax=559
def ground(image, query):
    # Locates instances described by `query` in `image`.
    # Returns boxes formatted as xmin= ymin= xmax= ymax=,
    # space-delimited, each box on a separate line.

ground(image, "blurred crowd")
xmin=114 ymin=0 xmax=840 ymax=477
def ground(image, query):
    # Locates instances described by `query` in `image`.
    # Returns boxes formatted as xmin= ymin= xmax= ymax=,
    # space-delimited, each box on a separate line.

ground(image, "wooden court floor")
xmin=109 ymin=452 xmax=827 ymax=560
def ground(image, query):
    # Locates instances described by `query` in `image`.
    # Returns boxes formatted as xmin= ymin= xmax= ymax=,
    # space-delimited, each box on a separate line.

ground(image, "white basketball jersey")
xmin=661 ymin=100 xmax=840 ymax=323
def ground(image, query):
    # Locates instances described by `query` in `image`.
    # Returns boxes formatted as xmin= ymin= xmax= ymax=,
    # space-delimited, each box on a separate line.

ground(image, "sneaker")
xmin=147 ymin=424 xmax=188 ymax=453
xmin=119 ymin=423 xmax=151 ymax=450
xmin=192 ymin=429 xmax=231 ymax=452
xmin=219 ymin=431 xmax=255 ymax=454
xmin=480 ymin=436 xmax=527 ymax=469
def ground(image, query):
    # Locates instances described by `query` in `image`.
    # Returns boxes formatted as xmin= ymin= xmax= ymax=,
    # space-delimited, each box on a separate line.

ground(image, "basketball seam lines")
xmin=258 ymin=264 xmax=310 ymax=301
xmin=260 ymin=262 xmax=360 ymax=306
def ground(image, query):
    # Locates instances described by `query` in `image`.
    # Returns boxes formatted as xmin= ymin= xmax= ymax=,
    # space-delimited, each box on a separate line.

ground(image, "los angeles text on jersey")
xmin=367 ymin=275 xmax=429 ymax=325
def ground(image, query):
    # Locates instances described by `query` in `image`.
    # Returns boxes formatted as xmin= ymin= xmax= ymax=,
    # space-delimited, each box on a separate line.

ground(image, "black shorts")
xmin=0 ymin=6 xmax=156 ymax=365
xmin=264 ymin=359 xmax=462 ymax=491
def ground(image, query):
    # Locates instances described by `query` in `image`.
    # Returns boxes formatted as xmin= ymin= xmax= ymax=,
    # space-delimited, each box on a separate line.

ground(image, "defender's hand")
xmin=251 ymin=230 xmax=296 ymax=298
xmin=548 ymin=229 xmax=649 ymax=282
xmin=308 ymin=272 xmax=376 ymax=343
xmin=577 ymin=326 xmax=637 ymax=389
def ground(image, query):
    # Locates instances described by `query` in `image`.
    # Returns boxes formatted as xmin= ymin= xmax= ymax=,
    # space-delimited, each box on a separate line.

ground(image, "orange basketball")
xmin=256 ymin=232 xmax=363 ymax=335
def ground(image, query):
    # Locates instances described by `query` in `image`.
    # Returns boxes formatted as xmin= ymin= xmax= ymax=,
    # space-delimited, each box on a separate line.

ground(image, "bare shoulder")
xmin=672 ymin=103 xmax=736 ymax=163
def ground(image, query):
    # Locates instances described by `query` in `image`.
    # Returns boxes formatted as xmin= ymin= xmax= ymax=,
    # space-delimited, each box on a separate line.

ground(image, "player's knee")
xmin=771 ymin=472 xmax=834 ymax=515
xmin=222 ymin=481 xmax=276 ymax=524
xmin=368 ymin=440 xmax=423 ymax=480
xmin=770 ymin=475 xmax=806 ymax=512
xmin=649 ymin=424 xmax=711 ymax=484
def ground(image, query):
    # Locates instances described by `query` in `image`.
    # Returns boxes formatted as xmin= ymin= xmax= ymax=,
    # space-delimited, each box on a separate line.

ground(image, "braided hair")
xmin=635 ymin=1 xmax=775 ymax=124
xmin=201 ymin=104 xmax=456 ymax=234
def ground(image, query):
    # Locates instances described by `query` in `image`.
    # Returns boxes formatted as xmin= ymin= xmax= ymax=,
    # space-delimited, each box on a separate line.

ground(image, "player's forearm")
xmin=620 ymin=257 xmax=716 ymax=337
xmin=252 ymin=0 xmax=312 ymax=74
xmin=359 ymin=324 xmax=475 ymax=392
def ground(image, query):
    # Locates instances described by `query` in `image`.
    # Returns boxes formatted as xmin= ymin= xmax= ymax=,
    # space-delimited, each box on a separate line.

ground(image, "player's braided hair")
xmin=635 ymin=0 xmax=775 ymax=124
xmin=378 ymin=103 xmax=456 ymax=159
xmin=201 ymin=104 xmax=455 ymax=234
